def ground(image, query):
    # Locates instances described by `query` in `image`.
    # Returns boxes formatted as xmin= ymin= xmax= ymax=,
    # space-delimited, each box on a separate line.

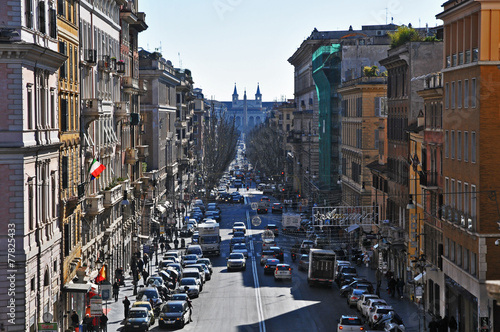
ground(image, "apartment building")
xmin=0 ymin=0 xmax=66 ymax=330
xmin=437 ymin=1 xmax=500 ymax=329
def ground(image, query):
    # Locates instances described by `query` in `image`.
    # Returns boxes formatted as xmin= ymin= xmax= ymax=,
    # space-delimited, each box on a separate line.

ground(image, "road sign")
xmin=90 ymin=296 xmax=102 ymax=316
xmin=415 ymin=286 xmax=423 ymax=299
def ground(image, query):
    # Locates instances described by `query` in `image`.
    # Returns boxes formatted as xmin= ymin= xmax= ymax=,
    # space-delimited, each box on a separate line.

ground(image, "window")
xmin=471 ymin=131 xmax=476 ymax=163
xmin=62 ymin=156 xmax=68 ymax=189
xmin=457 ymin=131 xmax=461 ymax=160
xmin=69 ymin=45 xmax=73 ymax=81
xmin=445 ymin=131 xmax=449 ymax=158
xmin=286 ymin=114 xmax=290 ymax=120
xmin=27 ymin=84 xmax=33 ymax=129
xmin=445 ymin=177 xmax=449 ymax=205
xmin=59 ymin=41 xmax=67 ymax=79
xmin=457 ymin=81 xmax=462 ymax=108
xmin=464 ymin=248 xmax=469 ymax=271
xmin=464 ymin=183 xmax=469 ymax=216
xmin=451 ymin=179 xmax=455 ymax=208
xmin=57 ymin=0 xmax=65 ymax=16
xmin=464 ymin=131 xmax=468 ymax=162
xmin=451 ymin=81 xmax=455 ymax=109
xmin=444 ymin=237 xmax=449 ymax=257
xmin=471 ymin=252 xmax=477 ymax=276
xmin=457 ymin=181 xmax=462 ymax=213
xmin=374 ymin=129 xmax=379 ymax=149
xmin=445 ymin=83 xmax=449 ymax=109
xmin=464 ymin=80 xmax=469 ymax=108
xmin=471 ymin=78 xmax=476 ymax=108
xmin=451 ymin=131 xmax=455 ymax=159
xmin=450 ymin=240 xmax=455 ymax=261
xmin=38 ymin=1 xmax=46 ymax=34
xmin=457 ymin=244 xmax=462 ymax=266
xmin=60 ymin=98 xmax=68 ymax=131
xmin=26 ymin=0 xmax=33 ymax=28
xmin=31 ymin=277 xmax=35 ymax=292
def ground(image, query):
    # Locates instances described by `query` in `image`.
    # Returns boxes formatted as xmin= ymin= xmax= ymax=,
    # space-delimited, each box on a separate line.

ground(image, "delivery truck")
xmin=308 ymin=249 xmax=336 ymax=287
xmin=282 ymin=213 xmax=301 ymax=233
xmin=198 ymin=223 xmax=221 ymax=256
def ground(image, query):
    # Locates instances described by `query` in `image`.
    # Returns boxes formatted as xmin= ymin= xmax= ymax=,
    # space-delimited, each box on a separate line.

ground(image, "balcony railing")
xmin=114 ymin=101 xmax=130 ymax=120
xmin=82 ymin=98 xmax=103 ymax=118
xmin=103 ymin=184 xmax=122 ymax=208
xmin=420 ymin=171 xmax=438 ymax=188
xmin=122 ymin=76 xmax=139 ymax=93
xmin=86 ymin=194 xmax=105 ymax=215
xmin=125 ymin=147 xmax=138 ymax=164
xmin=137 ymin=145 xmax=149 ymax=160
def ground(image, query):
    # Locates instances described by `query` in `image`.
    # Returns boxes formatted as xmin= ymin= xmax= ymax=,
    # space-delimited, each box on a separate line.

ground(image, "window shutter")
xmin=49 ymin=8 xmax=56 ymax=38
xmin=38 ymin=1 xmax=46 ymax=34
xmin=60 ymin=98 xmax=68 ymax=131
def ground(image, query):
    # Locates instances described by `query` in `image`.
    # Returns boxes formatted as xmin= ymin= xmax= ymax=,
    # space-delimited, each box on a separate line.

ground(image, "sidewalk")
xmin=354 ymin=264 xmax=432 ymax=332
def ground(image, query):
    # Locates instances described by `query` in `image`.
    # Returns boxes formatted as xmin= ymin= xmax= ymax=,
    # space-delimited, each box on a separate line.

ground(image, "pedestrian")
xmin=449 ymin=316 xmax=458 ymax=332
xmin=174 ymin=238 xmax=179 ymax=249
xmin=143 ymin=253 xmax=149 ymax=269
xmin=397 ymin=278 xmax=405 ymax=299
xmin=363 ymin=252 xmax=370 ymax=267
xmin=83 ymin=314 xmax=94 ymax=331
xmin=142 ymin=270 xmax=149 ymax=283
xmin=137 ymin=258 xmax=144 ymax=272
xmin=388 ymin=276 xmax=397 ymax=297
xmin=438 ymin=315 xmax=449 ymax=332
xmin=99 ymin=313 xmax=108 ymax=332
xmin=428 ymin=316 xmax=439 ymax=332
xmin=160 ymin=242 xmax=165 ymax=253
xmin=71 ymin=310 xmax=79 ymax=328
xmin=123 ymin=296 xmax=131 ymax=319
xmin=186 ymin=295 xmax=193 ymax=322
xmin=112 ymin=280 xmax=120 ymax=302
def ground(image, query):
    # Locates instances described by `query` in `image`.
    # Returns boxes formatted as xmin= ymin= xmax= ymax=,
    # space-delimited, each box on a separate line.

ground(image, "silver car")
xmin=227 ymin=252 xmax=246 ymax=271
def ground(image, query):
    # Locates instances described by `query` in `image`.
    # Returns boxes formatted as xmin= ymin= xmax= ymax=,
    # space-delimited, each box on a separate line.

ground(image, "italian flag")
xmin=88 ymin=159 xmax=105 ymax=180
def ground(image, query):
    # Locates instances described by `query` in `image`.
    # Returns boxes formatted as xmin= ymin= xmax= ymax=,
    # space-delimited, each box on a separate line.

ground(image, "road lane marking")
xmin=247 ymin=210 xmax=266 ymax=332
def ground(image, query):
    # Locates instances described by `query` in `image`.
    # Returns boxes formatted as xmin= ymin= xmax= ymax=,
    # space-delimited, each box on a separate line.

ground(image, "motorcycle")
xmin=372 ymin=311 xmax=405 ymax=331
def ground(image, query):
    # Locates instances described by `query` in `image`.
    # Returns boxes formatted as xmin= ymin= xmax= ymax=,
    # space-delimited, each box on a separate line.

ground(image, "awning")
xmin=63 ymin=282 xmax=92 ymax=293
xmin=414 ymin=271 xmax=426 ymax=283
xmin=347 ymin=224 xmax=360 ymax=233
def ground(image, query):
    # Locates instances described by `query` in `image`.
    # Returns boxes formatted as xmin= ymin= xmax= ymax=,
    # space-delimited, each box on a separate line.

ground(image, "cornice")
xmin=0 ymin=42 xmax=67 ymax=71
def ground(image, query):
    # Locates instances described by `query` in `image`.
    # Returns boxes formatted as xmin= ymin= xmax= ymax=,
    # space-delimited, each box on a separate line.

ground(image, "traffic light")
xmin=281 ymin=171 xmax=284 ymax=175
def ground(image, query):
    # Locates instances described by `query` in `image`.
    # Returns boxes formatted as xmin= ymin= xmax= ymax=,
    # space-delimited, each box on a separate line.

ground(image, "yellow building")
xmin=57 ymin=0 xmax=83 ymax=326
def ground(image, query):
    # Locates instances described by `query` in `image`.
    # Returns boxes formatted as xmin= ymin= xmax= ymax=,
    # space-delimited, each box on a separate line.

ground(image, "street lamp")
xmin=406 ymin=195 xmax=416 ymax=210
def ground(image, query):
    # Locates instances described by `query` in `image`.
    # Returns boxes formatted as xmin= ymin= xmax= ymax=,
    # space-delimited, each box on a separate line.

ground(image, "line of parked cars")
xmin=124 ymin=245 xmax=214 ymax=331
xmin=335 ymin=260 xmax=405 ymax=332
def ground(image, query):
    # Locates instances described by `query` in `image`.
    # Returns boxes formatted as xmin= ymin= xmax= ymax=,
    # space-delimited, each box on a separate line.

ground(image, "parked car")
xmin=361 ymin=298 xmax=388 ymax=318
xmin=123 ymin=307 xmax=154 ymax=332
xmin=227 ymin=252 xmax=246 ymax=271
xmin=274 ymin=263 xmax=292 ymax=281
xmin=196 ymin=258 xmax=213 ymax=274
xmin=340 ymin=279 xmax=374 ymax=297
xmin=357 ymin=293 xmax=380 ymax=314
xmin=347 ymin=288 xmax=368 ymax=308
xmin=336 ymin=315 xmax=364 ymax=332
xmin=131 ymin=301 xmax=155 ymax=324
xmin=158 ymin=300 xmax=192 ymax=329
xmin=368 ymin=305 xmax=395 ymax=328
xmin=298 ymin=254 xmax=309 ymax=272
xmin=337 ymin=266 xmax=358 ymax=286
xmin=136 ymin=287 xmax=162 ymax=306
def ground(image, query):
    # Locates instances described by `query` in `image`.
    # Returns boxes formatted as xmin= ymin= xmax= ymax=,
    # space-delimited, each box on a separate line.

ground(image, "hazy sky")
xmin=139 ymin=0 xmax=444 ymax=102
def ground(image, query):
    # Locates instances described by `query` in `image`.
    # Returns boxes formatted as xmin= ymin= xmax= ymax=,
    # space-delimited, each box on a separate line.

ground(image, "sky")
xmin=139 ymin=0 xmax=444 ymax=102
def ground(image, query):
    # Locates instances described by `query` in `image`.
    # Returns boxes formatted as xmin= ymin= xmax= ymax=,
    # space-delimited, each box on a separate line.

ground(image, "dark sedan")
xmin=263 ymin=258 xmax=280 ymax=275
xmin=158 ymin=300 xmax=192 ymax=329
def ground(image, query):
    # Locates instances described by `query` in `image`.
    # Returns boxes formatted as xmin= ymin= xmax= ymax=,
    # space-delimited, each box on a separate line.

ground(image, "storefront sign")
xmin=90 ymin=296 xmax=102 ymax=317
xmin=38 ymin=323 xmax=58 ymax=331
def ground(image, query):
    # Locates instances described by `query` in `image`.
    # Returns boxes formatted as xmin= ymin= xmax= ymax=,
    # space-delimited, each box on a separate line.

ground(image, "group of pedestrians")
xmin=70 ymin=310 xmax=108 ymax=332
xmin=428 ymin=315 xmax=458 ymax=332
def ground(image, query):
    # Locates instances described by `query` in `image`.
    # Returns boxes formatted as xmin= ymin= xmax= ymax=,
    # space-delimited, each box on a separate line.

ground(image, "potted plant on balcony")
xmin=116 ymin=59 xmax=125 ymax=73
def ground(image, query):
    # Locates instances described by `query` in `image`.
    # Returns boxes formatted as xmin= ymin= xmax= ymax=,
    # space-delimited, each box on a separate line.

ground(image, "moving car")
xmin=136 ymin=287 xmax=162 ymax=306
xmin=340 ymin=279 xmax=374 ymax=297
xmin=227 ymin=252 xmax=246 ymax=271
xmin=271 ymin=202 xmax=283 ymax=214
xmin=124 ymin=307 xmax=154 ymax=332
xmin=274 ymin=263 xmax=292 ymax=281
xmin=269 ymin=246 xmax=284 ymax=261
xmin=131 ymin=301 xmax=155 ymax=325
xmin=232 ymin=222 xmax=246 ymax=234
xmin=196 ymin=258 xmax=213 ymax=274
xmin=336 ymin=315 xmax=364 ymax=332
xmin=158 ymin=300 xmax=192 ymax=329
xmin=266 ymin=224 xmax=279 ymax=236
xmin=260 ymin=250 xmax=276 ymax=265
xmin=300 ymin=240 xmax=314 ymax=254
xmin=181 ymin=254 xmax=200 ymax=267
xmin=298 ymin=254 xmax=309 ymax=272
xmin=263 ymin=258 xmax=280 ymax=275
xmin=231 ymin=242 xmax=249 ymax=258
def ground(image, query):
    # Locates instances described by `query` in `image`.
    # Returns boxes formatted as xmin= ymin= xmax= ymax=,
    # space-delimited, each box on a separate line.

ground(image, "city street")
xmin=101 ymin=187 xmax=429 ymax=332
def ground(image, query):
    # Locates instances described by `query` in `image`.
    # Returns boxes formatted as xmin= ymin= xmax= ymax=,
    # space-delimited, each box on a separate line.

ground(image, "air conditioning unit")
xmin=85 ymin=49 xmax=97 ymax=64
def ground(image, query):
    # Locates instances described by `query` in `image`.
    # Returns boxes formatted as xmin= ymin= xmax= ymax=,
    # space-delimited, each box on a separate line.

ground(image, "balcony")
xmin=166 ymin=162 xmax=178 ymax=177
xmin=86 ymin=195 xmax=105 ymax=215
xmin=175 ymin=119 xmax=187 ymax=129
xmin=125 ymin=147 xmax=138 ymax=164
xmin=133 ymin=180 xmax=143 ymax=196
xmin=122 ymin=76 xmax=139 ymax=93
xmin=98 ymin=55 xmax=112 ymax=72
xmin=83 ymin=49 xmax=97 ymax=65
xmin=139 ymin=79 xmax=148 ymax=95
xmin=82 ymin=98 xmax=103 ymax=119
xmin=137 ymin=145 xmax=149 ymax=160
xmin=116 ymin=60 xmax=125 ymax=74
xmin=103 ymin=184 xmax=122 ymax=208
xmin=114 ymin=101 xmax=130 ymax=121
xmin=420 ymin=171 xmax=438 ymax=189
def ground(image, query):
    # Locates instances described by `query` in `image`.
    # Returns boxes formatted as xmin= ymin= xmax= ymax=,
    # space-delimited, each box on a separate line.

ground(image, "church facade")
xmin=222 ymin=84 xmax=273 ymax=133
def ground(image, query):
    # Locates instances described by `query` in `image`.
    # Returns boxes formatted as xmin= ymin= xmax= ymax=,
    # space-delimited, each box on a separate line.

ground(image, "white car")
xmin=368 ymin=305 xmax=394 ymax=328
xmin=274 ymin=264 xmax=292 ymax=281
xmin=336 ymin=315 xmax=364 ymax=331
xmin=362 ymin=298 xmax=387 ymax=318
xmin=232 ymin=222 xmax=246 ymax=234
xmin=227 ymin=252 xmax=246 ymax=271
xmin=357 ymin=293 xmax=379 ymax=313
xmin=178 ymin=277 xmax=200 ymax=298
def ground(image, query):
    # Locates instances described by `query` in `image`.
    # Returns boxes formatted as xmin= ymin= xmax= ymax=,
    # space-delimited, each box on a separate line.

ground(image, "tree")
xmin=245 ymin=120 xmax=285 ymax=181
xmin=388 ymin=25 xmax=423 ymax=49
xmin=199 ymin=107 xmax=239 ymax=197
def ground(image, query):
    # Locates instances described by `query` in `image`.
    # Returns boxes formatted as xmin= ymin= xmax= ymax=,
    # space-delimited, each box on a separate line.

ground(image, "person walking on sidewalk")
xmin=388 ymin=276 xmax=397 ymax=297
xmin=375 ymin=268 xmax=383 ymax=297
xmin=112 ymin=280 xmax=120 ymax=302
xmin=71 ymin=310 xmax=79 ymax=329
xmin=428 ymin=316 xmax=439 ymax=332
xmin=449 ymin=316 xmax=458 ymax=332
xmin=396 ymin=278 xmax=405 ymax=298
xmin=99 ymin=313 xmax=108 ymax=332
xmin=123 ymin=296 xmax=131 ymax=319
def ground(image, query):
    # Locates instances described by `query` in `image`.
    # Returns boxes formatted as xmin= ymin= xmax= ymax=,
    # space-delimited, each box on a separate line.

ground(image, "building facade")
xmin=437 ymin=1 xmax=500 ymax=329
xmin=0 ymin=0 xmax=66 ymax=330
